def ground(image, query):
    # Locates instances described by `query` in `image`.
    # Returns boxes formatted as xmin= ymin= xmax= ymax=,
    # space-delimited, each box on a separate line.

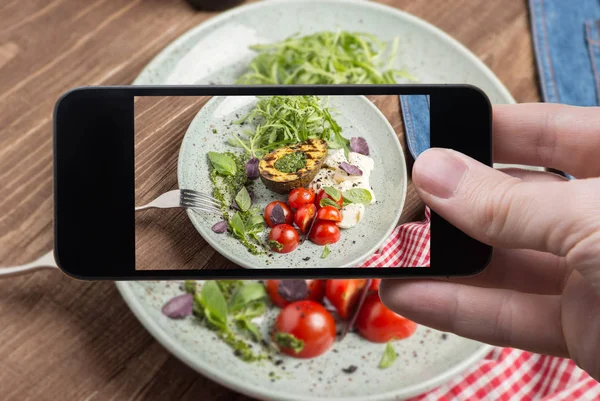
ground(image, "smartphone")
xmin=53 ymin=85 xmax=492 ymax=279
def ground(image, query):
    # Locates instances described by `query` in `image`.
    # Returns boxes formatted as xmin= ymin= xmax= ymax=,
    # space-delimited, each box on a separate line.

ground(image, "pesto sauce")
xmin=274 ymin=151 xmax=306 ymax=173
xmin=209 ymin=152 xmax=264 ymax=256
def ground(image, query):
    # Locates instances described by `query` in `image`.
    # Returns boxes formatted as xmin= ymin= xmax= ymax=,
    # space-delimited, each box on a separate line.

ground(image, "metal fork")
xmin=135 ymin=189 xmax=222 ymax=214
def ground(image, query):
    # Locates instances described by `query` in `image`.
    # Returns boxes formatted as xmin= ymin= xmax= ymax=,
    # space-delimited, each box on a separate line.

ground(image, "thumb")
xmin=412 ymin=148 xmax=600 ymax=288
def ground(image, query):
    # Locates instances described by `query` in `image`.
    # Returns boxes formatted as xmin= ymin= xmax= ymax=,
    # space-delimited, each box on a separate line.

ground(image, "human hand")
xmin=380 ymin=103 xmax=600 ymax=381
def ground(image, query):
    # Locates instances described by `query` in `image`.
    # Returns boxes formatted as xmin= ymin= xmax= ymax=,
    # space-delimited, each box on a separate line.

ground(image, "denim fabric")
xmin=399 ymin=95 xmax=430 ymax=159
xmin=529 ymin=0 xmax=600 ymax=106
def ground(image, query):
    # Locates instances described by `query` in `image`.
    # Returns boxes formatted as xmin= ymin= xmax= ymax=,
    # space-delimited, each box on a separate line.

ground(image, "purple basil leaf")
xmin=248 ymin=190 xmax=256 ymax=204
xmin=350 ymin=137 xmax=370 ymax=156
xmin=211 ymin=220 xmax=228 ymax=233
xmin=340 ymin=279 xmax=372 ymax=340
xmin=278 ymin=280 xmax=309 ymax=302
xmin=339 ymin=161 xmax=363 ymax=176
xmin=270 ymin=203 xmax=286 ymax=225
xmin=161 ymin=294 xmax=193 ymax=319
xmin=245 ymin=157 xmax=260 ymax=180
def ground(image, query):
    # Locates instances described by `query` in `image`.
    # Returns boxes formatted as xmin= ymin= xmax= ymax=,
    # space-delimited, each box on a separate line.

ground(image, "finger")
xmin=412 ymin=148 xmax=600 ymax=256
xmin=498 ymin=168 xmax=568 ymax=182
xmin=379 ymin=280 xmax=568 ymax=357
xmin=447 ymin=248 xmax=571 ymax=295
xmin=493 ymin=103 xmax=600 ymax=178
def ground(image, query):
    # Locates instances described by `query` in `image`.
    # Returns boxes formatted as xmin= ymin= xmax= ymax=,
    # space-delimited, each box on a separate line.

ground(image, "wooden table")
xmin=0 ymin=0 xmax=539 ymax=399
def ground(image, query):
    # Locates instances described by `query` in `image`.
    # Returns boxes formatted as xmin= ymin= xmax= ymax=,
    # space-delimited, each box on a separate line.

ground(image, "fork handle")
xmin=0 ymin=250 xmax=58 ymax=278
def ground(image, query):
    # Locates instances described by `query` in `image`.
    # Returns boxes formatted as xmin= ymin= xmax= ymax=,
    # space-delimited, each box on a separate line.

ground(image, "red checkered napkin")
xmin=360 ymin=208 xmax=600 ymax=400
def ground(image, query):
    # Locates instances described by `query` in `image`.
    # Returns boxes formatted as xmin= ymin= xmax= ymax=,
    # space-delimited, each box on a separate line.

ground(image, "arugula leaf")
xmin=378 ymin=342 xmax=397 ymax=369
xmin=208 ymin=152 xmax=237 ymax=176
xmin=323 ymin=186 xmax=341 ymax=201
xmin=321 ymin=244 xmax=331 ymax=259
xmin=228 ymin=283 xmax=267 ymax=314
xmin=197 ymin=281 xmax=228 ymax=330
xmin=320 ymin=198 xmax=341 ymax=209
xmin=342 ymin=188 xmax=373 ymax=205
xmin=235 ymin=186 xmax=252 ymax=212
xmin=229 ymin=212 xmax=245 ymax=238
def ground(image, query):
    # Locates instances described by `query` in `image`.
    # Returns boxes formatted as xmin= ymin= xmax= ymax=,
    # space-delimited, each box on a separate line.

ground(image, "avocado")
xmin=259 ymin=139 xmax=328 ymax=194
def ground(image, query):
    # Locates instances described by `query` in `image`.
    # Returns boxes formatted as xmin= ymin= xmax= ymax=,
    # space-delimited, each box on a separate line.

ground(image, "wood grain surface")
xmin=0 ymin=0 xmax=539 ymax=399
xmin=133 ymin=95 xmax=414 ymax=270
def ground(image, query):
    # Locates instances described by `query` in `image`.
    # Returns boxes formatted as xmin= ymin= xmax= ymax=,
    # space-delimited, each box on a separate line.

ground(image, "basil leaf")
xmin=235 ymin=187 xmax=252 ymax=212
xmin=321 ymin=244 xmax=331 ymax=259
xmin=277 ymin=280 xmax=308 ymax=303
xmin=238 ymin=300 xmax=266 ymax=319
xmin=208 ymin=151 xmax=237 ymax=176
xmin=378 ymin=342 xmax=397 ymax=369
xmin=320 ymin=198 xmax=341 ymax=209
xmin=216 ymin=280 xmax=244 ymax=301
xmin=323 ymin=186 xmax=341 ymax=201
xmin=342 ymin=198 xmax=352 ymax=207
xmin=270 ymin=203 xmax=286 ymax=225
xmin=197 ymin=281 xmax=228 ymax=329
xmin=236 ymin=318 xmax=262 ymax=342
xmin=246 ymin=214 xmax=265 ymax=231
xmin=229 ymin=282 xmax=267 ymax=314
xmin=342 ymin=188 xmax=372 ymax=205
xmin=229 ymin=212 xmax=245 ymax=237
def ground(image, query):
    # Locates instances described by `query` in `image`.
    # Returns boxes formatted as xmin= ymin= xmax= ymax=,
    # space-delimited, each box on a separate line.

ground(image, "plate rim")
xmin=123 ymin=0 xmax=518 ymax=399
xmin=177 ymin=94 xmax=408 ymax=269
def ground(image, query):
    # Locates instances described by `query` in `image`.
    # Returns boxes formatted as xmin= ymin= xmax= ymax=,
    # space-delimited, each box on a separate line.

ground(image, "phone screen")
xmin=133 ymin=94 xmax=430 ymax=271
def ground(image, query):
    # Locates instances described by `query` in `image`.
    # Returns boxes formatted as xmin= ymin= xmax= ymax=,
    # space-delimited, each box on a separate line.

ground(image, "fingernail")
xmin=413 ymin=149 xmax=467 ymax=198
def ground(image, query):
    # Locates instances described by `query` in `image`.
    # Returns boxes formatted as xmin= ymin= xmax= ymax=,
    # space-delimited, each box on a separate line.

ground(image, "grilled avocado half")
xmin=259 ymin=139 xmax=328 ymax=194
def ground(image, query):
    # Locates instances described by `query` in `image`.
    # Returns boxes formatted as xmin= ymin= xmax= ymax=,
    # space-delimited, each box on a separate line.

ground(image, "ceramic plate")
xmin=178 ymin=95 xmax=406 ymax=268
xmin=114 ymin=0 xmax=525 ymax=399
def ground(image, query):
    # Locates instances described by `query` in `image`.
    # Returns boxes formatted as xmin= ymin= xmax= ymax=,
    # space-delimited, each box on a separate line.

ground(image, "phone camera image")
xmin=134 ymin=94 xmax=430 ymax=271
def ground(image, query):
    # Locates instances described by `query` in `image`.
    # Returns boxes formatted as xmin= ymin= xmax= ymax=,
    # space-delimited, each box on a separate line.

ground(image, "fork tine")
xmin=181 ymin=193 xmax=222 ymax=208
xmin=180 ymin=197 xmax=222 ymax=210
xmin=180 ymin=189 xmax=220 ymax=204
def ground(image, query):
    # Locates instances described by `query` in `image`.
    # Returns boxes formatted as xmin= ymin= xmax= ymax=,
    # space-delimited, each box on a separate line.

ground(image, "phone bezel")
xmin=53 ymin=85 xmax=492 ymax=280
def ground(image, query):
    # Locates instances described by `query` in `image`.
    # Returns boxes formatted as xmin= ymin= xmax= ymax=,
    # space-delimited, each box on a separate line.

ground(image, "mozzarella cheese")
xmin=309 ymin=148 xmax=376 ymax=229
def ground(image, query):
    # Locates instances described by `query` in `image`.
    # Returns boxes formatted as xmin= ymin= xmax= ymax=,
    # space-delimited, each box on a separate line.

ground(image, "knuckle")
xmin=491 ymin=291 xmax=515 ymax=346
xmin=475 ymin=178 xmax=523 ymax=245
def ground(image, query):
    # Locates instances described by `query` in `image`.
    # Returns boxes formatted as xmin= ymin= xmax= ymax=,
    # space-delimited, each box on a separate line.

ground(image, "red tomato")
xmin=355 ymin=292 xmax=417 ymax=343
xmin=308 ymin=220 xmax=340 ymax=246
xmin=288 ymin=188 xmax=316 ymax=210
xmin=316 ymin=206 xmax=342 ymax=222
xmin=369 ymin=279 xmax=381 ymax=292
xmin=325 ymin=279 xmax=368 ymax=320
xmin=315 ymin=189 xmax=343 ymax=209
xmin=265 ymin=280 xmax=326 ymax=308
xmin=294 ymin=204 xmax=317 ymax=233
xmin=268 ymin=224 xmax=300 ymax=253
xmin=272 ymin=300 xmax=336 ymax=358
xmin=264 ymin=201 xmax=293 ymax=228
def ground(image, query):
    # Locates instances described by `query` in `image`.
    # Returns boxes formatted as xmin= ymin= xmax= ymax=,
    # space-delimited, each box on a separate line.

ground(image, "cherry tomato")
xmin=355 ymin=292 xmax=417 ymax=343
xmin=315 ymin=189 xmax=343 ymax=209
xmin=308 ymin=220 xmax=340 ymax=246
xmin=266 ymin=280 xmax=326 ymax=308
xmin=288 ymin=188 xmax=316 ymax=210
xmin=272 ymin=300 xmax=336 ymax=358
xmin=268 ymin=224 xmax=300 ymax=253
xmin=294 ymin=204 xmax=317 ymax=233
xmin=316 ymin=206 xmax=342 ymax=222
xmin=264 ymin=201 xmax=294 ymax=228
xmin=369 ymin=279 xmax=381 ymax=292
xmin=325 ymin=279 xmax=368 ymax=320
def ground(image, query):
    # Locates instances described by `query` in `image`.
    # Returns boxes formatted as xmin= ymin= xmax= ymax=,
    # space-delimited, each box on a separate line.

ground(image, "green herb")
xmin=268 ymin=239 xmax=284 ymax=251
xmin=229 ymin=95 xmax=349 ymax=157
xmin=323 ymin=186 xmax=342 ymax=201
xmin=212 ymin=128 xmax=218 ymax=134
xmin=274 ymin=332 xmax=305 ymax=354
xmin=182 ymin=280 xmax=197 ymax=294
xmin=235 ymin=187 xmax=252 ymax=212
xmin=229 ymin=212 xmax=246 ymax=237
xmin=321 ymin=244 xmax=331 ymax=259
xmin=274 ymin=151 xmax=307 ymax=173
xmin=378 ymin=342 xmax=397 ymax=369
xmin=196 ymin=281 xmax=228 ymax=330
xmin=237 ymin=30 xmax=416 ymax=85
xmin=229 ymin=282 xmax=267 ymax=314
xmin=245 ymin=214 xmax=265 ymax=230
xmin=343 ymin=188 xmax=373 ymax=205
xmin=235 ymin=318 xmax=262 ymax=342
xmin=208 ymin=151 xmax=237 ymax=176
xmin=320 ymin=198 xmax=341 ymax=209
xmin=215 ymin=280 xmax=244 ymax=301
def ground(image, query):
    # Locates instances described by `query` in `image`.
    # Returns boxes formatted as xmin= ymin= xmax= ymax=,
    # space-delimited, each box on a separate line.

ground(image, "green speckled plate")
xmin=178 ymin=95 xmax=406 ymax=268
xmin=112 ymin=0 xmax=524 ymax=399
